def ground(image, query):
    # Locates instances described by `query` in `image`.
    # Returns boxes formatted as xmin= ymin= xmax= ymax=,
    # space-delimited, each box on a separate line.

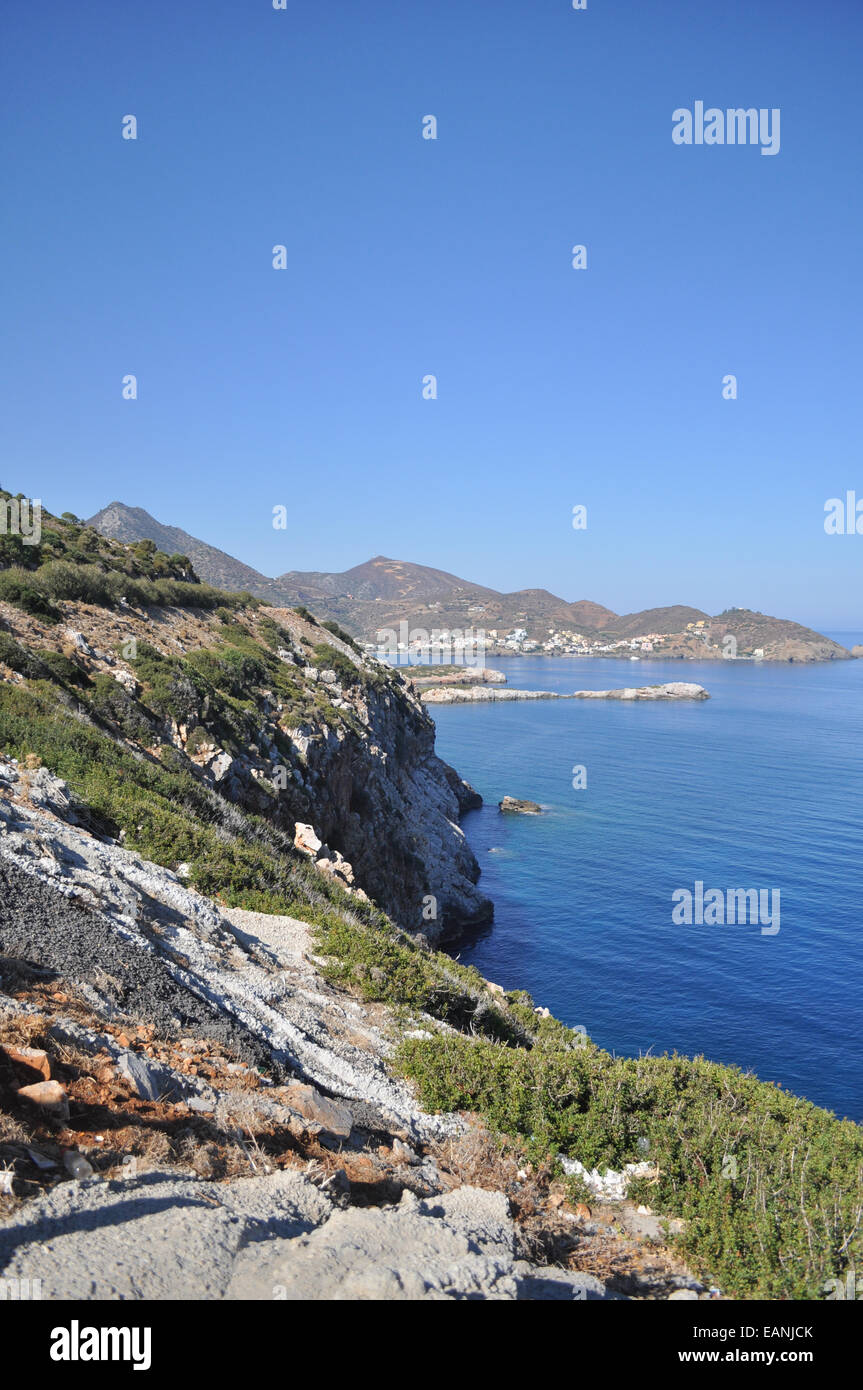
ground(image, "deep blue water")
xmin=426 ymin=646 xmax=863 ymax=1122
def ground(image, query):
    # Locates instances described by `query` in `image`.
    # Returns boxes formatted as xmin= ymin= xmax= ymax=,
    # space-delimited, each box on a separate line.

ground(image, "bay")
xmin=427 ymin=647 xmax=863 ymax=1121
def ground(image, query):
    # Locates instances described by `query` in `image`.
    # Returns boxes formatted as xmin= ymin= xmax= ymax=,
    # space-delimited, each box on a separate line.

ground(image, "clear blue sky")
xmin=2 ymin=0 xmax=862 ymax=627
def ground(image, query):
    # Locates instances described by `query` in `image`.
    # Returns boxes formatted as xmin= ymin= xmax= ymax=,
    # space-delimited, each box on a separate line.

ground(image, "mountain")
xmin=277 ymin=556 xmax=500 ymax=604
xmin=87 ymin=502 xmax=850 ymax=661
xmin=87 ymin=505 xmax=613 ymax=630
xmin=605 ymin=606 xmax=710 ymax=638
xmin=87 ymin=503 xmax=274 ymax=596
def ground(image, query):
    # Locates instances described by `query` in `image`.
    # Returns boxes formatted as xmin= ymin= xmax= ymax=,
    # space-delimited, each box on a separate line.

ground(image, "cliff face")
xmin=0 ymin=591 xmax=491 ymax=944
xmin=277 ymin=680 xmax=491 ymax=940
xmin=0 ymin=758 xmax=663 ymax=1302
xmin=233 ymin=614 xmax=491 ymax=940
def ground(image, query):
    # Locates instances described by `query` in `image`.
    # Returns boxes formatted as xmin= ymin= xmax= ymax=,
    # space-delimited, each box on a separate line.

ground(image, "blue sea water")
xmin=426 ymin=644 xmax=863 ymax=1122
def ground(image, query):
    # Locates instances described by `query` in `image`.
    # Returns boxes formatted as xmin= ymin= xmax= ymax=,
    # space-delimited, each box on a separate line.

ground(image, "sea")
xmin=421 ymin=636 xmax=863 ymax=1122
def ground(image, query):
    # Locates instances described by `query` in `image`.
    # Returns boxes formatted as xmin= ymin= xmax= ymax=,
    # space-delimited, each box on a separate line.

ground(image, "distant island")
xmin=88 ymin=503 xmax=852 ymax=665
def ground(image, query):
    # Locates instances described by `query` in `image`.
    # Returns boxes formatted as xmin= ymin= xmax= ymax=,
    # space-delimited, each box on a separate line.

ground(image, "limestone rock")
xmin=207 ymin=751 xmax=236 ymax=783
xmin=113 ymin=668 xmax=139 ymax=696
xmin=279 ymin=1082 xmax=353 ymax=1141
xmin=499 ymin=796 xmax=542 ymax=814
xmin=294 ymin=822 xmax=324 ymax=857
xmin=64 ymin=629 xmax=93 ymax=656
xmin=1 ymin=1044 xmax=51 ymax=1081
xmin=316 ymin=850 xmax=355 ymax=886
xmin=17 ymin=1079 xmax=66 ymax=1107
xmin=0 ymin=1168 xmax=620 ymax=1301
xmin=572 ymin=682 xmax=709 ymax=701
xmin=559 ymin=1155 xmax=659 ymax=1202
xmin=117 ymin=1050 xmax=181 ymax=1104
xmin=423 ymin=687 xmax=562 ymax=704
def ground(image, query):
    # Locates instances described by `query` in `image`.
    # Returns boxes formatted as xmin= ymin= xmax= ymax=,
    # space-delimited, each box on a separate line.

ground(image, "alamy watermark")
xmin=375 ymin=622 xmax=487 ymax=667
xmin=672 ymin=103 xmax=780 ymax=157
xmin=672 ymin=881 xmax=780 ymax=935
xmin=824 ymin=492 xmax=863 ymax=535
xmin=721 ymin=635 xmax=764 ymax=661
xmin=50 ymin=1322 xmax=151 ymax=1371
xmin=823 ymin=1270 xmax=863 ymax=1300
xmin=0 ymin=1277 xmax=42 ymax=1300
xmin=0 ymin=496 xmax=41 ymax=546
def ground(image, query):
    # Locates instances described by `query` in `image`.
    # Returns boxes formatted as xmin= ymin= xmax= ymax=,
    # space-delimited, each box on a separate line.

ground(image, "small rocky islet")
xmin=422 ymin=680 xmax=710 ymax=704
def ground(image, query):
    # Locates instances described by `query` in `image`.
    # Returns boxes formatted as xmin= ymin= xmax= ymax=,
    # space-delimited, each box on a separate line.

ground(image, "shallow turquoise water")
xmin=426 ymin=648 xmax=863 ymax=1121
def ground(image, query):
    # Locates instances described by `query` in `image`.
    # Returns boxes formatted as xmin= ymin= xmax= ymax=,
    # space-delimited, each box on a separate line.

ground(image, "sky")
xmin=2 ymin=0 xmax=862 ymax=628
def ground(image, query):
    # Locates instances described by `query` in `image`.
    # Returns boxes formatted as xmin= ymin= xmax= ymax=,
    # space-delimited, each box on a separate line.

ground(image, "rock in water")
xmin=499 ymin=796 xmax=542 ymax=814
xmin=572 ymin=682 xmax=709 ymax=701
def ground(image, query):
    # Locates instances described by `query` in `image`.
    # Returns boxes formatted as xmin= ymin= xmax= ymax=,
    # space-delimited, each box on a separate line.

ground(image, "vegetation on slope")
xmin=394 ymin=1031 xmax=862 ymax=1300
xmin=1 ymin=494 xmax=860 ymax=1300
xmin=0 ymin=490 xmax=257 ymax=617
xmin=2 ymin=625 xmax=861 ymax=1299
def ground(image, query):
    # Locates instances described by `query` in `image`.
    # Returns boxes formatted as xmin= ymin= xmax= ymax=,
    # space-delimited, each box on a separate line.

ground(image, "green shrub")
xmin=0 ymin=568 xmax=60 ymax=623
xmin=88 ymin=673 xmax=154 ymax=740
xmin=37 ymin=560 xmax=114 ymax=605
xmin=218 ymin=646 xmax=268 ymax=692
xmin=0 ymin=533 xmax=41 ymax=571
xmin=395 ymin=1033 xmax=863 ymax=1300
xmin=36 ymin=649 xmax=90 ymax=688
xmin=184 ymin=645 xmax=266 ymax=698
xmin=310 ymin=913 xmax=527 ymax=1044
xmin=0 ymin=632 xmax=47 ymax=678
xmin=185 ymin=725 xmax=212 ymax=755
xmin=257 ymin=615 xmax=292 ymax=651
xmin=312 ymin=643 xmax=357 ymax=687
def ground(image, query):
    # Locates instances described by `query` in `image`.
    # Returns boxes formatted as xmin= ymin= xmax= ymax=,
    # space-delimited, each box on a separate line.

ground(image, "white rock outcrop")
xmin=572 ymin=682 xmax=709 ymax=701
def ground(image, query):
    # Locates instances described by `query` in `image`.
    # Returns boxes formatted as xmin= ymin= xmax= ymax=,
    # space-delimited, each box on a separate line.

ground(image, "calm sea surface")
xmin=423 ymin=639 xmax=863 ymax=1121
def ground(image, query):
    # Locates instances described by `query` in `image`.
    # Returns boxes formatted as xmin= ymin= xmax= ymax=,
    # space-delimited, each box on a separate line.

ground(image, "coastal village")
xmin=365 ymin=616 xmax=763 ymax=663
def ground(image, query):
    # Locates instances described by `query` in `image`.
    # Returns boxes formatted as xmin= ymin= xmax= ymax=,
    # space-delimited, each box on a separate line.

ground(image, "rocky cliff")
xmin=3 ymin=506 xmax=852 ymax=1304
xmin=0 ymin=755 xmax=698 ymax=1300
xmin=262 ymin=611 xmax=491 ymax=940
xmin=0 ymin=583 xmax=490 ymax=944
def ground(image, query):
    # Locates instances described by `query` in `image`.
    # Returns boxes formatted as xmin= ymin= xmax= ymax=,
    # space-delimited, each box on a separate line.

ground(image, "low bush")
xmin=0 ymin=568 xmax=60 ymax=623
xmin=312 ymin=643 xmax=357 ymax=687
xmin=0 ymin=632 xmax=47 ymax=678
xmin=88 ymin=673 xmax=155 ymax=741
xmin=395 ymin=1032 xmax=863 ymax=1300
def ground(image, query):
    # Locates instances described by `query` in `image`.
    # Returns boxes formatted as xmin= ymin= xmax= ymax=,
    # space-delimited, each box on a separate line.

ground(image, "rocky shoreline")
xmin=422 ymin=681 xmax=710 ymax=704
xmin=0 ymin=502 xmax=854 ymax=1304
xmin=572 ymin=682 xmax=709 ymax=701
xmin=422 ymin=687 xmax=564 ymax=704
xmin=0 ymin=756 xmax=705 ymax=1300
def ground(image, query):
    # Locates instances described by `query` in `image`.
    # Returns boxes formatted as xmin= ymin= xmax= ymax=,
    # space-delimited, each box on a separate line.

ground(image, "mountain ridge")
xmin=87 ymin=502 xmax=849 ymax=661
